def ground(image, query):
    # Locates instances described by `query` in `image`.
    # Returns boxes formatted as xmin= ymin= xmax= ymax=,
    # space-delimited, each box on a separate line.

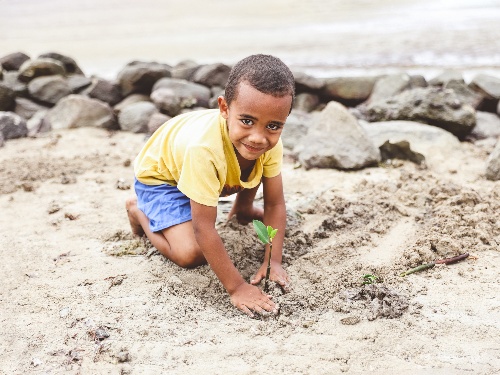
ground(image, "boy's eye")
xmin=241 ymin=119 xmax=253 ymax=126
xmin=267 ymin=124 xmax=281 ymax=131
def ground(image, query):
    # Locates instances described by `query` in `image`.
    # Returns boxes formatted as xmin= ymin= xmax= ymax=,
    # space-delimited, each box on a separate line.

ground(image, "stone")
xmin=469 ymin=74 xmax=500 ymax=99
xmin=0 ymin=111 xmax=28 ymax=140
xmin=67 ymin=75 xmax=92 ymax=93
xmin=27 ymin=110 xmax=50 ymax=136
xmin=114 ymin=94 xmax=151 ymax=114
xmin=82 ymin=78 xmax=122 ymax=106
xmin=192 ymin=63 xmax=230 ymax=87
xmin=358 ymin=86 xmax=476 ymax=139
xmin=485 ymin=141 xmax=500 ymax=181
xmin=321 ymin=76 xmax=379 ymax=106
xmin=117 ymin=61 xmax=172 ymax=96
xmin=468 ymin=111 xmax=500 ymax=140
xmin=281 ymin=110 xmax=312 ymax=151
xmin=171 ymin=60 xmax=200 ymax=81
xmin=428 ymin=70 xmax=464 ymax=86
xmin=293 ymin=71 xmax=324 ymax=93
xmin=367 ymin=74 xmax=412 ymax=103
xmin=444 ymin=80 xmax=484 ymax=109
xmin=15 ymin=97 xmax=49 ymax=120
xmin=46 ymin=94 xmax=117 ymax=130
xmin=18 ymin=58 xmax=66 ymax=82
xmin=293 ymin=93 xmax=320 ymax=113
xmin=1 ymin=71 xmax=28 ymax=96
xmin=38 ymin=52 xmax=84 ymax=74
xmin=118 ymin=101 xmax=158 ymax=133
xmin=0 ymin=52 xmax=30 ymax=71
xmin=147 ymin=112 xmax=171 ymax=134
xmin=28 ymin=75 xmax=72 ymax=105
xmin=295 ymin=101 xmax=380 ymax=170
xmin=0 ymin=83 xmax=16 ymax=111
xmin=151 ymin=78 xmax=211 ymax=115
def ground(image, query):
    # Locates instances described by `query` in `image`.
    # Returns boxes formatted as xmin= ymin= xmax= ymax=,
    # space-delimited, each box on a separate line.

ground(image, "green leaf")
xmin=267 ymin=226 xmax=273 ymax=237
xmin=252 ymin=220 xmax=269 ymax=244
xmin=270 ymin=228 xmax=278 ymax=239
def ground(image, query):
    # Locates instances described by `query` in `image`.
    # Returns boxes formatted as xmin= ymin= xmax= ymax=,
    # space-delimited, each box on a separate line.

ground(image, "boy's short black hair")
xmin=224 ymin=54 xmax=295 ymax=107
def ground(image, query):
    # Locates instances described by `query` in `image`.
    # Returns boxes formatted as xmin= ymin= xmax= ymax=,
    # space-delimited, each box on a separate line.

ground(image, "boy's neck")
xmin=236 ymin=152 xmax=256 ymax=181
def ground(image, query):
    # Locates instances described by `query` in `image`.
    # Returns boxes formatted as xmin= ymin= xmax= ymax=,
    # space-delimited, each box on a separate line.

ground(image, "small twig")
xmin=400 ymin=252 xmax=469 ymax=277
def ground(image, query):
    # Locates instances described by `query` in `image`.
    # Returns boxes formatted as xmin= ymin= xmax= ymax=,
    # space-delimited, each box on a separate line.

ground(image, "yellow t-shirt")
xmin=134 ymin=109 xmax=283 ymax=207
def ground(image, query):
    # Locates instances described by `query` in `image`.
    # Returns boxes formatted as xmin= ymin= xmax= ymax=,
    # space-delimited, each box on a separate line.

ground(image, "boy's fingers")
xmin=250 ymin=274 xmax=263 ymax=285
xmin=239 ymin=304 xmax=254 ymax=318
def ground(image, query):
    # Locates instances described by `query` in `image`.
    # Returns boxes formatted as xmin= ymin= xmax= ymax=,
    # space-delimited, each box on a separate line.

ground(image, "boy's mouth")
xmin=242 ymin=143 xmax=264 ymax=153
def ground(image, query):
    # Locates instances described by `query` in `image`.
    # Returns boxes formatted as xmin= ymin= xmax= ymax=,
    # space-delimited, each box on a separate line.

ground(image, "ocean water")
xmin=1 ymin=0 xmax=500 ymax=80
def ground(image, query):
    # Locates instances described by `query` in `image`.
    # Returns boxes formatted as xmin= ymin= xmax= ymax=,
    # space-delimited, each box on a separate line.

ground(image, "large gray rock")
xmin=485 ymin=141 xmax=500 ymax=181
xmin=444 ymin=80 xmax=484 ymax=109
xmin=295 ymin=101 xmax=380 ymax=170
xmin=281 ymin=110 xmax=312 ymax=152
xmin=118 ymin=101 xmax=158 ymax=133
xmin=67 ymin=75 xmax=92 ymax=93
xmin=1 ymin=71 xmax=28 ymax=96
xmin=293 ymin=71 xmax=324 ymax=93
xmin=147 ymin=112 xmax=171 ymax=135
xmin=0 ymin=52 xmax=30 ymax=71
xmin=367 ymin=74 xmax=412 ymax=103
xmin=27 ymin=109 xmax=50 ymax=136
xmin=117 ymin=61 xmax=172 ymax=96
xmin=46 ymin=94 xmax=117 ymax=130
xmin=469 ymin=111 xmax=500 ymax=140
xmin=359 ymin=86 xmax=476 ymax=139
xmin=27 ymin=75 xmax=72 ymax=105
xmin=171 ymin=60 xmax=200 ymax=81
xmin=361 ymin=120 xmax=461 ymax=168
xmin=113 ymin=94 xmax=151 ymax=114
xmin=321 ymin=76 xmax=379 ymax=105
xmin=151 ymin=78 xmax=211 ymax=116
xmin=18 ymin=58 xmax=66 ymax=82
xmin=428 ymin=70 xmax=464 ymax=86
xmin=0 ymin=83 xmax=16 ymax=111
xmin=38 ymin=52 xmax=84 ymax=74
xmin=192 ymin=63 xmax=230 ymax=87
xmin=15 ymin=97 xmax=49 ymax=120
xmin=82 ymin=78 xmax=122 ymax=106
xmin=293 ymin=93 xmax=320 ymax=113
xmin=0 ymin=111 xmax=28 ymax=140
xmin=469 ymin=74 xmax=500 ymax=99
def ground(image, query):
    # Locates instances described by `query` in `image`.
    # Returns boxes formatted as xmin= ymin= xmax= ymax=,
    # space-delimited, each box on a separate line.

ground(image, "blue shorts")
xmin=134 ymin=179 xmax=192 ymax=232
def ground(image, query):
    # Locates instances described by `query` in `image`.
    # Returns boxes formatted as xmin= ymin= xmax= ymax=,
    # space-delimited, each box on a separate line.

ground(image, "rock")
xmin=209 ymin=86 xmax=224 ymax=109
xmin=293 ymin=93 xmax=320 ymax=112
xmin=147 ymin=112 xmax=171 ymax=134
xmin=82 ymin=78 xmax=122 ymax=106
xmin=118 ymin=101 xmax=158 ymax=133
xmin=281 ymin=110 xmax=312 ymax=151
xmin=15 ymin=97 xmax=49 ymax=120
xmin=1 ymin=71 xmax=28 ymax=96
xmin=27 ymin=110 xmax=50 ymax=136
xmin=468 ymin=111 xmax=500 ymax=140
xmin=38 ymin=52 xmax=84 ymax=74
xmin=46 ymin=94 xmax=117 ymax=130
xmin=0 ymin=111 xmax=28 ymax=140
xmin=0 ymin=132 xmax=4 ymax=147
xmin=171 ymin=60 xmax=200 ymax=80
xmin=0 ymin=52 xmax=30 ymax=71
xmin=67 ymin=74 xmax=93 ymax=93
xmin=379 ymin=140 xmax=425 ymax=165
xmin=192 ymin=63 xmax=230 ymax=87
xmin=409 ymin=75 xmax=427 ymax=88
xmin=361 ymin=120 xmax=461 ymax=168
xmin=485 ymin=141 xmax=500 ymax=181
xmin=151 ymin=78 xmax=211 ymax=116
xmin=321 ymin=76 xmax=379 ymax=106
xmin=27 ymin=75 xmax=72 ymax=105
xmin=0 ymin=83 xmax=16 ymax=111
xmin=114 ymin=94 xmax=151 ymax=114
xmin=367 ymin=73 xmax=412 ymax=103
xmin=18 ymin=58 xmax=66 ymax=82
xmin=117 ymin=61 xmax=172 ymax=96
xmin=469 ymin=74 xmax=500 ymax=99
xmin=293 ymin=71 xmax=324 ymax=93
xmin=295 ymin=101 xmax=380 ymax=170
xmin=444 ymin=80 xmax=484 ymax=109
xmin=428 ymin=70 xmax=464 ymax=86
xmin=358 ymin=86 xmax=476 ymax=139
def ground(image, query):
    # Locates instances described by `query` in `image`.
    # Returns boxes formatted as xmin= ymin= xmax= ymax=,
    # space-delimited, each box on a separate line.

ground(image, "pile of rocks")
xmin=1 ymin=51 xmax=499 ymax=179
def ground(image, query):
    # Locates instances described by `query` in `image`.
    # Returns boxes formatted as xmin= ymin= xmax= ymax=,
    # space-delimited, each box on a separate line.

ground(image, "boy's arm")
xmin=251 ymin=173 xmax=291 ymax=290
xmin=190 ymin=200 xmax=277 ymax=317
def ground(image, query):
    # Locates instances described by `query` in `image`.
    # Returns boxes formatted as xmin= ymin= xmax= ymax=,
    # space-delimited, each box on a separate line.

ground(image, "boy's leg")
xmin=126 ymin=196 xmax=206 ymax=268
xmin=228 ymin=184 xmax=264 ymax=225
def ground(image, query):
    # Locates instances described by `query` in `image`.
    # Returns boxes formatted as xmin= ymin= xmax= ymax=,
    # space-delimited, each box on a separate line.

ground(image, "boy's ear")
xmin=218 ymin=96 xmax=229 ymax=119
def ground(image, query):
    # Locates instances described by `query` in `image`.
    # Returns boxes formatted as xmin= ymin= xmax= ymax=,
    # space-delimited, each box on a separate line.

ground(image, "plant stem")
xmin=400 ymin=262 xmax=435 ymax=277
xmin=264 ymin=242 xmax=273 ymax=293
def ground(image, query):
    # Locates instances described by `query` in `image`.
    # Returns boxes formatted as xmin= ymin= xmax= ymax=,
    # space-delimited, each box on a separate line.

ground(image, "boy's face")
xmin=218 ymin=81 xmax=292 ymax=162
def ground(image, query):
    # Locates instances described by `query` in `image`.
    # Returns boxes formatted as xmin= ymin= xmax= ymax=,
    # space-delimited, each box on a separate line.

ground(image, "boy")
xmin=126 ymin=54 xmax=295 ymax=317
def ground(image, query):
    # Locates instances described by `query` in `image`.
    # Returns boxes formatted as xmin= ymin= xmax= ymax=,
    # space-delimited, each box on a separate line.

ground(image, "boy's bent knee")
xmin=173 ymin=246 xmax=206 ymax=268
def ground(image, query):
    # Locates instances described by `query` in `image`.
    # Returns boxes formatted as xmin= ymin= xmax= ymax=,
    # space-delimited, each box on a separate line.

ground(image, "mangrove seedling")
xmin=362 ymin=274 xmax=379 ymax=285
xmin=252 ymin=220 xmax=278 ymax=293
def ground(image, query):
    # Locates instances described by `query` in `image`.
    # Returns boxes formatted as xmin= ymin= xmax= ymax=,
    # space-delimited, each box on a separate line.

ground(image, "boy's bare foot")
xmin=125 ymin=197 xmax=145 ymax=237
xmin=228 ymin=205 xmax=264 ymax=225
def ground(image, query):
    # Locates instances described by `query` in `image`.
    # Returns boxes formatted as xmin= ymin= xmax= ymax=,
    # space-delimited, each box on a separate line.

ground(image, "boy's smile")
xmin=218 ymin=81 xmax=292 ymax=166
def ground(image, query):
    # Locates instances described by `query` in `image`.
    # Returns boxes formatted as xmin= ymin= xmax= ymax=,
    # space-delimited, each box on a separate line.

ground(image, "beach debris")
xmin=340 ymin=316 xmax=361 ymax=325
xmin=400 ymin=253 xmax=469 ymax=277
xmin=116 ymin=177 xmax=131 ymax=190
xmin=252 ymin=220 xmax=278 ymax=293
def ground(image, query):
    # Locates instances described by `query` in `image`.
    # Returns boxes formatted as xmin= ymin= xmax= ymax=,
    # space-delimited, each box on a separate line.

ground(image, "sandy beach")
xmin=1 ymin=1 xmax=500 ymax=374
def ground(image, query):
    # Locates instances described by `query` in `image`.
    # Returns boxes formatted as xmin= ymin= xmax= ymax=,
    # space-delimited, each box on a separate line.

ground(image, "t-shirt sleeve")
xmin=262 ymin=138 xmax=283 ymax=178
xmin=177 ymin=146 xmax=222 ymax=207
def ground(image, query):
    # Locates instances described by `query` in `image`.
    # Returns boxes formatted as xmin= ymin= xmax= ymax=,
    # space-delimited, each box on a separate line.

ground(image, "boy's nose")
xmin=248 ymin=130 xmax=266 ymax=144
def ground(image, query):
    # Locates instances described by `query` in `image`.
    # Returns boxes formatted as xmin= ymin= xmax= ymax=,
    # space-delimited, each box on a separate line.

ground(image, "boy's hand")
xmin=230 ymin=283 xmax=277 ymax=318
xmin=251 ymin=261 xmax=291 ymax=293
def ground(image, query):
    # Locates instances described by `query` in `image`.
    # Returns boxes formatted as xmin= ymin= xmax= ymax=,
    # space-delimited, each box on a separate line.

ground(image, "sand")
xmin=0 ymin=125 xmax=499 ymax=374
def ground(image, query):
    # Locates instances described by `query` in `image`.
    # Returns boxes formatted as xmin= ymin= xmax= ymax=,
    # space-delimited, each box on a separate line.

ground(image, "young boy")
xmin=126 ymin=54 xmax=295 ymax=317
